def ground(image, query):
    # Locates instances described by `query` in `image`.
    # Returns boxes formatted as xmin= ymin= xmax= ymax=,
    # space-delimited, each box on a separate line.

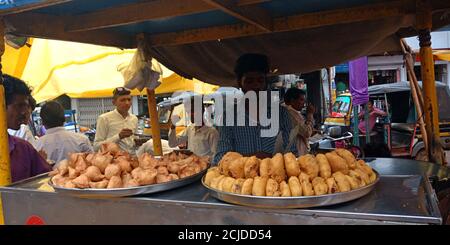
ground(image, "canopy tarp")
xmin=368 ymin=81 xmax=447 ymax=95
xmin=3 ymin=0 xmax=450 ymax=87
xmin=19 ymin=39 xmax=218 ymax=103
xmin=67 ymin=74 xmax=219 ymax=99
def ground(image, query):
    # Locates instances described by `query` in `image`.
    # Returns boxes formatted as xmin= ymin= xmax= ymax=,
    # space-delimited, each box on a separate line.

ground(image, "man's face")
xmin=113 ymin=95 xmax=132 ymax=113
xmin=7 ymin=94 xmax=30 ymax=130
xmin=188 ymin=103 xmax=204 ymax=125
xmin=290 ymin=95 xmax=306 ymax=111
xmin=239 ymin=71 xmax=266 ymax=93
xmin=368 ymin=101 xmax=374 ymax=111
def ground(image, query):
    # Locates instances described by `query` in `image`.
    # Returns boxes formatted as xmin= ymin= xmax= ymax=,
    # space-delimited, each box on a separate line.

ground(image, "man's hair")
xmin=40 ymin=100 xmax=65 ymax=128
xmin=2 ymin=74 xmax=31 ymax=106
xmin=284 ymin=88 xmax=306 ymax=103
xmin=112 ymin=87 xmax=131 ymax=100
xmin=29 ymin=96 xmax=37 ymax=111
xmin=363 ymin=143 xmax=391 ymax=157
xmin=234 ymin=53 xmax=270 ymax=81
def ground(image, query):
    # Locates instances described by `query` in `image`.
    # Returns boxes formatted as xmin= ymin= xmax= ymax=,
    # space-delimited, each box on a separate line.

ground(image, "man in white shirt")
xmin=35 ymin=101 xmax=93 ymax=165
xmin=282 ymin=88 xmax=315 ymax=155
xmin=168 ymin=98 xmax=219 ymax=159
xmin=136 ymin=139 xmax=178 ymax=157
xmin=94 ymin=87 xmax=138 ymax=153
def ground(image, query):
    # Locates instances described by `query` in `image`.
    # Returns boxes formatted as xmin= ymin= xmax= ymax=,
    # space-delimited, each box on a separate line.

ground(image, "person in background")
xmin=358 ymin=100 xmax=387 ymax=134
xmin=282 ymin=88 xmax=315 ymax=155
xmin=336 ymin=81 xmax=347 ymax=94
xmin=168 ymin=97 xmax=219 ymax=159
xmin=2 ymin=74 xmax=50 ymax=182
xmin=7 ymin=94 xmax=37 ymax=147
xmin=94 ymin=87 xmax=138 ymax=153
xmin=136 ymin=139 xmax=179 ymax=157
xmin=212 ymin=53 xmax=296 ymax=164
xmin=35 ymin=101 xmax=93 ymax=165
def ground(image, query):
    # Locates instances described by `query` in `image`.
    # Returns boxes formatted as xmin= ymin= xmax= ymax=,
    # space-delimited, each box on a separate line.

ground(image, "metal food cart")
xmin=0 ymin=158 xmax=446 ymax=225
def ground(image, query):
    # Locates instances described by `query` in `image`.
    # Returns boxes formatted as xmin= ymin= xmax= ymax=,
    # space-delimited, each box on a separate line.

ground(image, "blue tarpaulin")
xmin=0 ymin=0 xmax=44 ymax=10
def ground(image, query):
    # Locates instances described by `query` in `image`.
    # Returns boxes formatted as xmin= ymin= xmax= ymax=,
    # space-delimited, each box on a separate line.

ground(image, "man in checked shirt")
xmin=212 ymin=53 xmax=296 ymax=164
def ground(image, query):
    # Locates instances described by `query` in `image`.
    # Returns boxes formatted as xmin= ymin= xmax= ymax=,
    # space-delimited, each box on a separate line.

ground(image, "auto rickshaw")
xmin=323 ymin=92 xmax=352 ymax=133
xmin=321 ymin=81 xmax=450 ymax=160
xmin=367 ymin=81 xmax=450 ymax=160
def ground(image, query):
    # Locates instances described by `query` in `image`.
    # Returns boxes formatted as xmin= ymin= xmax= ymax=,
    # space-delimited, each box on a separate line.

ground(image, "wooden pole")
xmin=416 ymin=0 xmax=444 ymax=164
xmin=0 ymin=18 xmax=11 ymax=225
xmin=400 ymin=39 xmax=429 ymax=159
xmin=146 ymin=88 xmax=162 ymax=156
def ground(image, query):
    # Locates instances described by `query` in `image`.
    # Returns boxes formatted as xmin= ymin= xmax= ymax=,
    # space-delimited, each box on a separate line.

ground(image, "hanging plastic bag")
xmin=118 ymin=48 xmax=162 ymax=91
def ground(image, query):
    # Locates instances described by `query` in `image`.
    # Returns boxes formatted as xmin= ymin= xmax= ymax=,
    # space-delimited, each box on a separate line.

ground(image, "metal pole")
xmin=146 ymin=88 xmax=162 ymax=156
xmin=364 ymin=103 xmax=370 ymax=144
xmin=353 ymin=105 xmax=360 ymax=147
xmin=416 ymin=0 xmax=444 ymax=165
xmin=328 ymin=67 xmax=333 ymax=116
xmin=384 ymin=93 xmax=390 ymax=146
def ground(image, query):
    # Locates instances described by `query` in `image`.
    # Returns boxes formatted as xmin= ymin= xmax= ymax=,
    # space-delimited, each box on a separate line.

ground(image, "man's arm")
xmin=168 ymin=126 xmax=188 ymax=148
xmin=24 ymin=126 xmax=37 ymax=148
xmin=80 ymin=135 xmax=94 ymax=153
xmin=372 ymin=108 xmax=387 ymax=117
xmin=93 ymin=116 xmax=120 ymax=151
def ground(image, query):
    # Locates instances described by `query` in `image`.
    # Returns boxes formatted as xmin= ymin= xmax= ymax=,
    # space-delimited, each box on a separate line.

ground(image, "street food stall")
xmin=1 ymin=0 xmax=450 ymax=225
xmin=0 ymin=157 xmax=447 ymax=225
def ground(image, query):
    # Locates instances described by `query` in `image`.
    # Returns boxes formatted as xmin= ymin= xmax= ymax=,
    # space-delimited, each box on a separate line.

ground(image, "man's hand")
xmin=306 ymin=103 xmax=316 ymax=115
xmin=119 ymin=128 xmax=133 ymax=139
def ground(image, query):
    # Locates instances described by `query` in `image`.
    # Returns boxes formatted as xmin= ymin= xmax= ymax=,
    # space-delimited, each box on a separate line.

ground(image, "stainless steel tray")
xmin=49 ymin=166 xmax=209 ymax=198
xmin=202 ymin=170 xmax=380 ymax=208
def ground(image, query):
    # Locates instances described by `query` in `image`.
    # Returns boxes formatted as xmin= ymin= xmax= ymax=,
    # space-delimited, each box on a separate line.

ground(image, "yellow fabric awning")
xmin=19 ymin=39 xmax=217 ymax=103
xmin=66 ymin=73 xmax=218 ymax=98
xmin=433 ymin=50 xmax=450 ymax=62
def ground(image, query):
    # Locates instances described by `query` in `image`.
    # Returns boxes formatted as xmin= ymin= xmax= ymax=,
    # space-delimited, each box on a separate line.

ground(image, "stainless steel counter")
xmin=0 ymin=158 xmax=446 ymax=225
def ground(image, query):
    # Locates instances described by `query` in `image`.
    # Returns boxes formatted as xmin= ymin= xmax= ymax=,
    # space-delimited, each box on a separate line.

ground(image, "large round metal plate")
xmin=49 ymin=165 xmax=209 ymax=198
xmin=202 ymin=170 xmax=379 ymax=208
